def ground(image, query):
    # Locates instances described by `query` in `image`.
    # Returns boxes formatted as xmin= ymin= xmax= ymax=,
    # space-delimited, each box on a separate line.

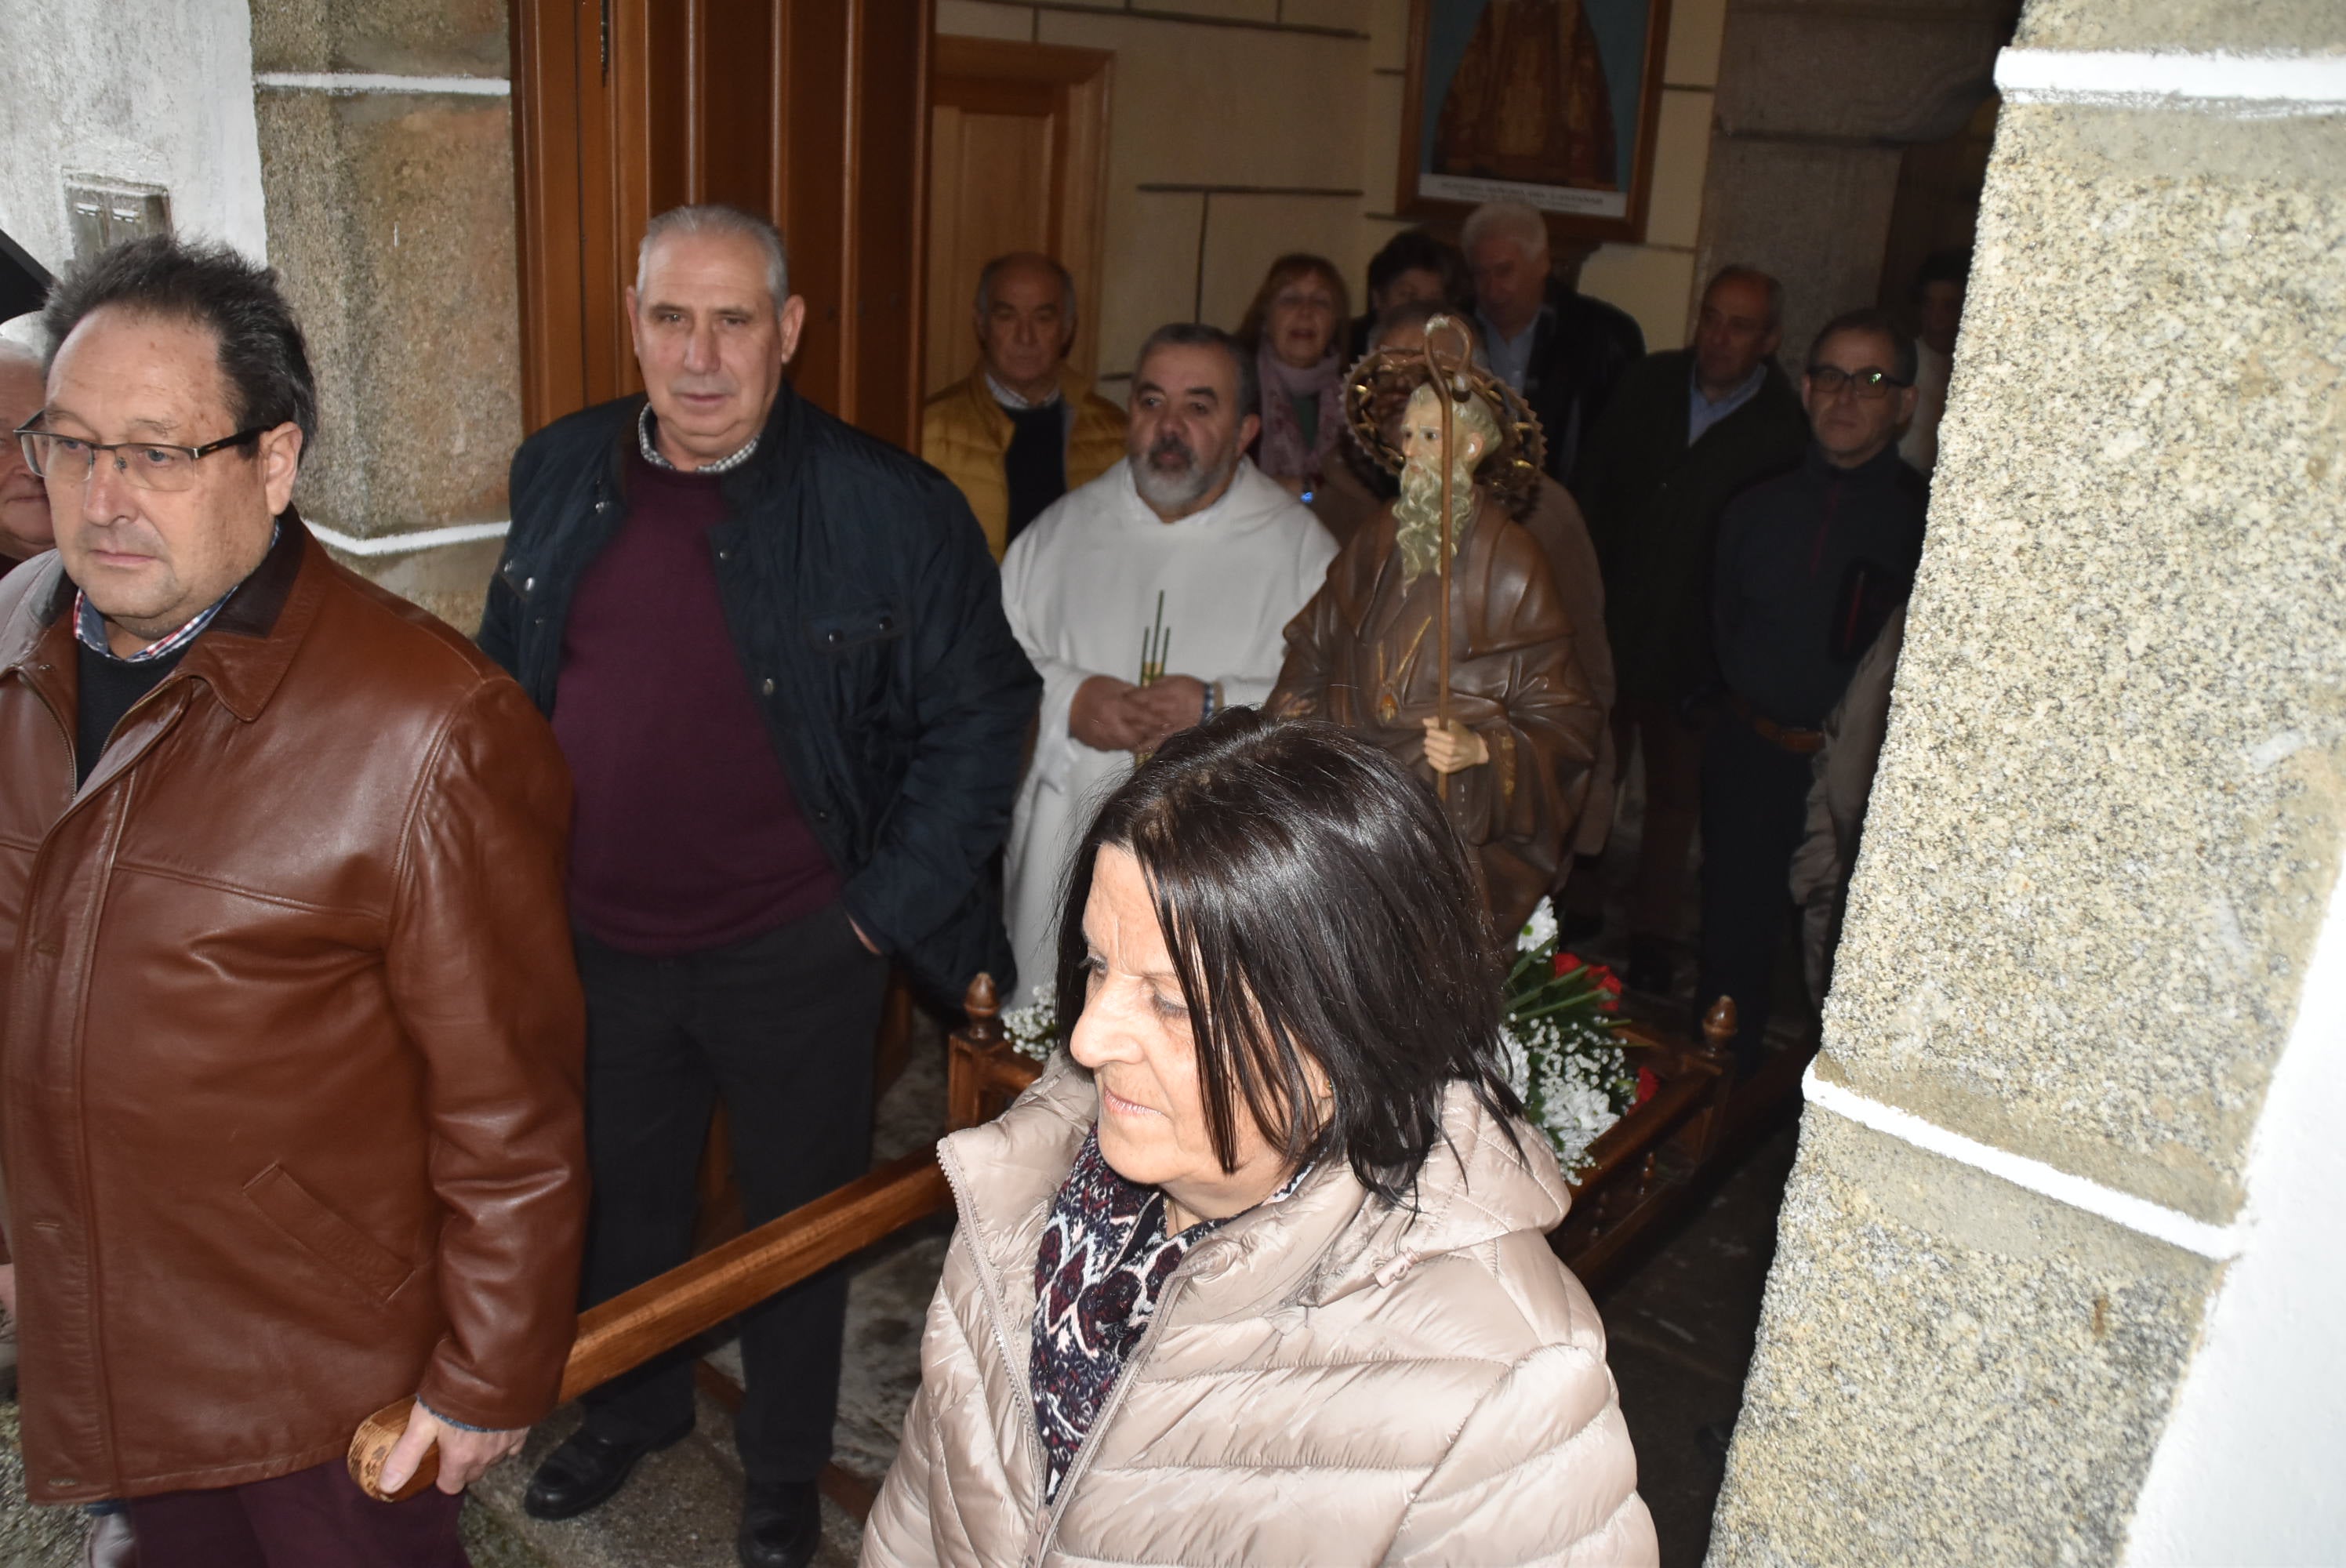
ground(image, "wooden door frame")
xmin=509 ymin=0 xmax=932 ymax=444
xmin=928 ymin=36 xmax=1112 ymax=383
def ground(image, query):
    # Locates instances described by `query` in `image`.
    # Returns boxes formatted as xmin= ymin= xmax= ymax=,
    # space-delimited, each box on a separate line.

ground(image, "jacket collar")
xmin=717 ymin=382 xmax=808 ymax=514
xmin=604 ymin=384 xmax=810 ymax=520
xmin=957 ymin=360 xmax=1094 ymax=436
xmin=163 ymin=510 xmax=317 ymax=723
xmin=1804 ymin=437 xmax=1911 ymax=485
xmin=0 ymin=553 xmax=71 ymax=675
xmin=941 ymin=1054 xmax=1571 ymax=1327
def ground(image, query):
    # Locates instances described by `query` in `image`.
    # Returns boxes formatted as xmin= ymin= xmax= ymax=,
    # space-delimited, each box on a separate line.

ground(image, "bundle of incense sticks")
xmin=1138 ymin=590 xmax=1168 ymax=686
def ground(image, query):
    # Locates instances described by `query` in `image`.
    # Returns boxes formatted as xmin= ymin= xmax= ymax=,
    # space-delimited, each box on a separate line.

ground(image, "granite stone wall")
xmin=1707 ymin=3 xmax=2346 ymax=1563
xmin=250 ymin=0 xmax=517 ymax=631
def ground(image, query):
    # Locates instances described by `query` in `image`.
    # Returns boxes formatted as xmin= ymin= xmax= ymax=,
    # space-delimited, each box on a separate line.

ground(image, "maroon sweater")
xmin=552 ymin=451 xmax=840 ymax=953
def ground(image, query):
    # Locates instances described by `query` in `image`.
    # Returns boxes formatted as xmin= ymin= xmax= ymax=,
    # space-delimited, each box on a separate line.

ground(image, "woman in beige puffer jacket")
xmin=862 ymin=713 xmax=1657 ymax=1567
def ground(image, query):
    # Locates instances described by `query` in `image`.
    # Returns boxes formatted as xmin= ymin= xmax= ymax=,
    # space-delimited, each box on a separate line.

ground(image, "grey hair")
xmin=1704 ymin=263 xmax=1785 ymax=332
xmin=1134 ymin=321 xmax=1258 ymax=420
xmin=1460 ymin=201 xmax=1549 ymax=263
xmin=974 ymin=252 xmax=1077 ymax=330
xmin=636 ymin=204 xmax=790 ymax=311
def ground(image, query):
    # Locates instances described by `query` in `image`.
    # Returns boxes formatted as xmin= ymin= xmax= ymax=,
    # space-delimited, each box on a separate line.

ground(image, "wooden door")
xmin=1876 ymin=93 xmax=1999 ymax=321
xmin=924 ymin=38 xmax=1111 ymax=397
xmin=511 ymin=0 xmax=932 ymax=449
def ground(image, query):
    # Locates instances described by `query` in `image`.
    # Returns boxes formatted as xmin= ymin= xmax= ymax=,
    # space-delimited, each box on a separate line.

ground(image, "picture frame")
xmin=1396 ymin=0 xmax=1675 ymax=247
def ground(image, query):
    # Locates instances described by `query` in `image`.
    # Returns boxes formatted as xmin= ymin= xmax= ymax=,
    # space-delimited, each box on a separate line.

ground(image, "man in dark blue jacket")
xmin=1701 ymin=307 xmax=1927 ymax=1072
xmin=477 ymin=203 xmax=1037 ymax=1568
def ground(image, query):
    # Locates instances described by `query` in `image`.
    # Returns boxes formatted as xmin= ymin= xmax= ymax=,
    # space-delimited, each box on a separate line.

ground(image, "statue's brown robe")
xmin=1270 ymin=498 xmax=1603 ymax=933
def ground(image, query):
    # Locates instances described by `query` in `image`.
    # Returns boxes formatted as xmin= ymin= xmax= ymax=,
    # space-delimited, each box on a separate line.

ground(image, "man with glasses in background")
xmin=1700 ymin=307 xmax=1927 ymax=1073
xmin=0 ymin=235 xmax=586 ymax=1564
xmin=0 ymin=340 xmax=52 ymax=578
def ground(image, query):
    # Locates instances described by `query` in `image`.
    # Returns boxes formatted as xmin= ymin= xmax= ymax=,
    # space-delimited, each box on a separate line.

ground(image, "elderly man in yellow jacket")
xmin=922 ymin=252 xmax=1125 ymax=559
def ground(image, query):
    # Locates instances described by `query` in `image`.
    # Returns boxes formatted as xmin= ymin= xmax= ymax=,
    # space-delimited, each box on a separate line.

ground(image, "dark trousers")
xmin=1696 ymin=719 xmax=1816 ymax=1072
xmin=124 ymin=1458 xmax=464 ymax=1568
xmin=1614 ymin=699 xmax=1708 ymax=941
xmin=573 ymin=900 xmax=888 ymax=1486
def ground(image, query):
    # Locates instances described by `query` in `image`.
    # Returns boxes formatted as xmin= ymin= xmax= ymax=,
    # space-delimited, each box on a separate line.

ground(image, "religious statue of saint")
xmin=1434 ymin=0 xmax=1619 ymax=189
xmin=1269 ymin=321 xmax=1603 ymax=932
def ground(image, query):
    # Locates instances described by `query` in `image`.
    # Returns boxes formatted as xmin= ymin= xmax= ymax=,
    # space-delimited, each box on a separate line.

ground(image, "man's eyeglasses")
xmin=13 ymin=424 xmax=264 ymax=494
xmin=1804 ymin=365 xmax=1909 ymax=401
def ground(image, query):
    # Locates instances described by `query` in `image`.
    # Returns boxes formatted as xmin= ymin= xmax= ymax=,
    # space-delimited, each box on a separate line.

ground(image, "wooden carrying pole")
xmin=1422 ymin=316 xmax=1473 ymax=802
xmin=347 ymin=1149 xmax=951 ymax=1501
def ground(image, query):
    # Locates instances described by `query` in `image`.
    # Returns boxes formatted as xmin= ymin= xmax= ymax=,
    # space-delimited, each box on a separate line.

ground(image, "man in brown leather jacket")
xmin=0 ymin=238 xmax=586 ymax=1564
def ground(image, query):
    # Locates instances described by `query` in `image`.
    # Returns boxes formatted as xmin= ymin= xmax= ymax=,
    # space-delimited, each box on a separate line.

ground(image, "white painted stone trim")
xmin=1996 ymin=48 xmax=2346 ymax=115
xmin=305 ymin=518 xmax=510 ymax=557
xmin=1801 ymin=1062 xmax=2242 ymax=1261
xmin=253 ymin=71 xmax=513 ymax=96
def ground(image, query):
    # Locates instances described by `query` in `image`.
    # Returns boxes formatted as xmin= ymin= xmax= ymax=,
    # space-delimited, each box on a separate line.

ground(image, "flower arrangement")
xmin=994 ymin=898 xmax=1638 ymax=1173
xmin=1498 ymin=898 xmax=1640 ymax=1174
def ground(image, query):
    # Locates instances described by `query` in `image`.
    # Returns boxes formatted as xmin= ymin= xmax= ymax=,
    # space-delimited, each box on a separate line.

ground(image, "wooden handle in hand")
xmin=343 ymin=1145 xmax=953 ymax=1504
xmin=347 ymin=1396 xmax=439 ymax=1502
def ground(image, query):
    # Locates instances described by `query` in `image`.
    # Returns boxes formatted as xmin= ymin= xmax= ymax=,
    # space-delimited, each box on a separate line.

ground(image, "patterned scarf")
xmin=1029 ymin=1127 xmax=1308 ymax=1503
xmin=1253 ymin=344 xmax=1346 ymax=488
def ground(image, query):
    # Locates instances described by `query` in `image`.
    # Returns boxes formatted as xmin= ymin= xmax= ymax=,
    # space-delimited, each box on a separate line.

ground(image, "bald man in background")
xmin=921 ymin=252 xmax=1126 ymax=559
xmin=0 ymin=340 xmax=52 ymax=576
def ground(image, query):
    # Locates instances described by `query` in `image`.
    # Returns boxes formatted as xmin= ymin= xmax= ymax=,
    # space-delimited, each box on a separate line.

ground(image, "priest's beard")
xmin=1132 ymin=433 xmax=1231 ymax=515
xmin=1393 ymin=456 xmax=1479 ymax=585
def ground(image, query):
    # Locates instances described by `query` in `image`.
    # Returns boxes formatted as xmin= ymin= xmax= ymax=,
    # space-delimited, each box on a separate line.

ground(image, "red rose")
xmin=1588 ymin=964 xmax=1623 ymax=1008
xmin=1632 ymin=1065 xmax=1658 ymax=1106
xmin=1553 ymin=951 xmax=1584 ymax=978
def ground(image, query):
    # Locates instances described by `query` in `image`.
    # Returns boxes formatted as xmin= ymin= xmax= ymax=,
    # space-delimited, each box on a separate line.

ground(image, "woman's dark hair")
xmin=42 ymin=234 xmax=318 ymax=453
xmin=1053 ymin=709 xmax=1523 ymax=1206
xmin=1365 ymin=228 xmax=1471 ymax=310
xmin=1233 ymin=253 xmax=1350 ymax=359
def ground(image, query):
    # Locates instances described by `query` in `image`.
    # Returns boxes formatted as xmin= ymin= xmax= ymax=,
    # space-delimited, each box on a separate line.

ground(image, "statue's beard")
xmin=1392 ymin=456 xmax=1479 ymax=584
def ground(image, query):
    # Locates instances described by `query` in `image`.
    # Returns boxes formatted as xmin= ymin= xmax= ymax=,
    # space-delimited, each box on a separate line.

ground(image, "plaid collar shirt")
xmin=637 ymin=401 xmax=760 ymax=474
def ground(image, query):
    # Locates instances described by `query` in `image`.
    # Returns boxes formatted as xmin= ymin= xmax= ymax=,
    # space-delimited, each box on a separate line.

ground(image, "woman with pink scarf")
xmin=1236 ymin=253 xmax=1350 ymax=501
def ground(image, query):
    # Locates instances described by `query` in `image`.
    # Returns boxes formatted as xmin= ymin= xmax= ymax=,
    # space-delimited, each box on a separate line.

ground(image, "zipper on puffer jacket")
xmin=941 ymin=1137 xmax=1226 ymax=1567
xmin=1026 ymin=1249 xmax=1218 ymax=1566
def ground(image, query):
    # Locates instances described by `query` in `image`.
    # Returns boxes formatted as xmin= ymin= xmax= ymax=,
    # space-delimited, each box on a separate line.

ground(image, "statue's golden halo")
xmin=1342 ymin=314 xmax=1547 ymax=517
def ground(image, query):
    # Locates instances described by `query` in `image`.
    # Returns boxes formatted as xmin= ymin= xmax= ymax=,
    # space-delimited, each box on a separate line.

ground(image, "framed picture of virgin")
xmin=1396 ymin=0 xmax=1674 ymax=245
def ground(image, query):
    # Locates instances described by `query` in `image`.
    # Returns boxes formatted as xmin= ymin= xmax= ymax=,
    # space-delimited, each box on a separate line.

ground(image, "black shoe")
xmin=1625 ymin=935 xmax=1675 ymax=996
xmin=521 ymin=1423 xmax=692 ymax=1521
xmin=739 ymin=1480 xmax=822 ymax=1568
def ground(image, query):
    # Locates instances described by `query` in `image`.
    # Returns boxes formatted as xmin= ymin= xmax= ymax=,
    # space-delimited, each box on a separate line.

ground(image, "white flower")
xmin=1000 ymin=996 xmax=1059 ymax=1062
xmin=1495 ymin=1027 xmax=1532 ymax=1102
xmin=1516 ymin=897 xmax=1557 ymax=956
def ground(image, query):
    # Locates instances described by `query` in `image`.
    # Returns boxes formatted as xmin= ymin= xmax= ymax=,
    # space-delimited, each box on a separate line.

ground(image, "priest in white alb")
xmin=1000 ymin=322 xmax=1338 ymax=1002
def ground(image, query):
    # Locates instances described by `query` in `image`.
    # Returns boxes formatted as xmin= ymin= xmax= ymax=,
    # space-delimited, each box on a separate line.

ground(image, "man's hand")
xmin=1070 ymin=675 xmax=1153 ymax=753
xmin=1126 ymin=675 xmax=1208 ymax=751
xmin=380 ymin=1401 xmax=528 ymax=1497
xmin=1422 ymin=716 xmax=1491 ymax=775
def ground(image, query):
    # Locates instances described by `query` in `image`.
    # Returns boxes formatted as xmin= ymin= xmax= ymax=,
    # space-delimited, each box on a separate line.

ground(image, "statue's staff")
xmin=1422 ymin=314 xmax=1476 ymax=801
